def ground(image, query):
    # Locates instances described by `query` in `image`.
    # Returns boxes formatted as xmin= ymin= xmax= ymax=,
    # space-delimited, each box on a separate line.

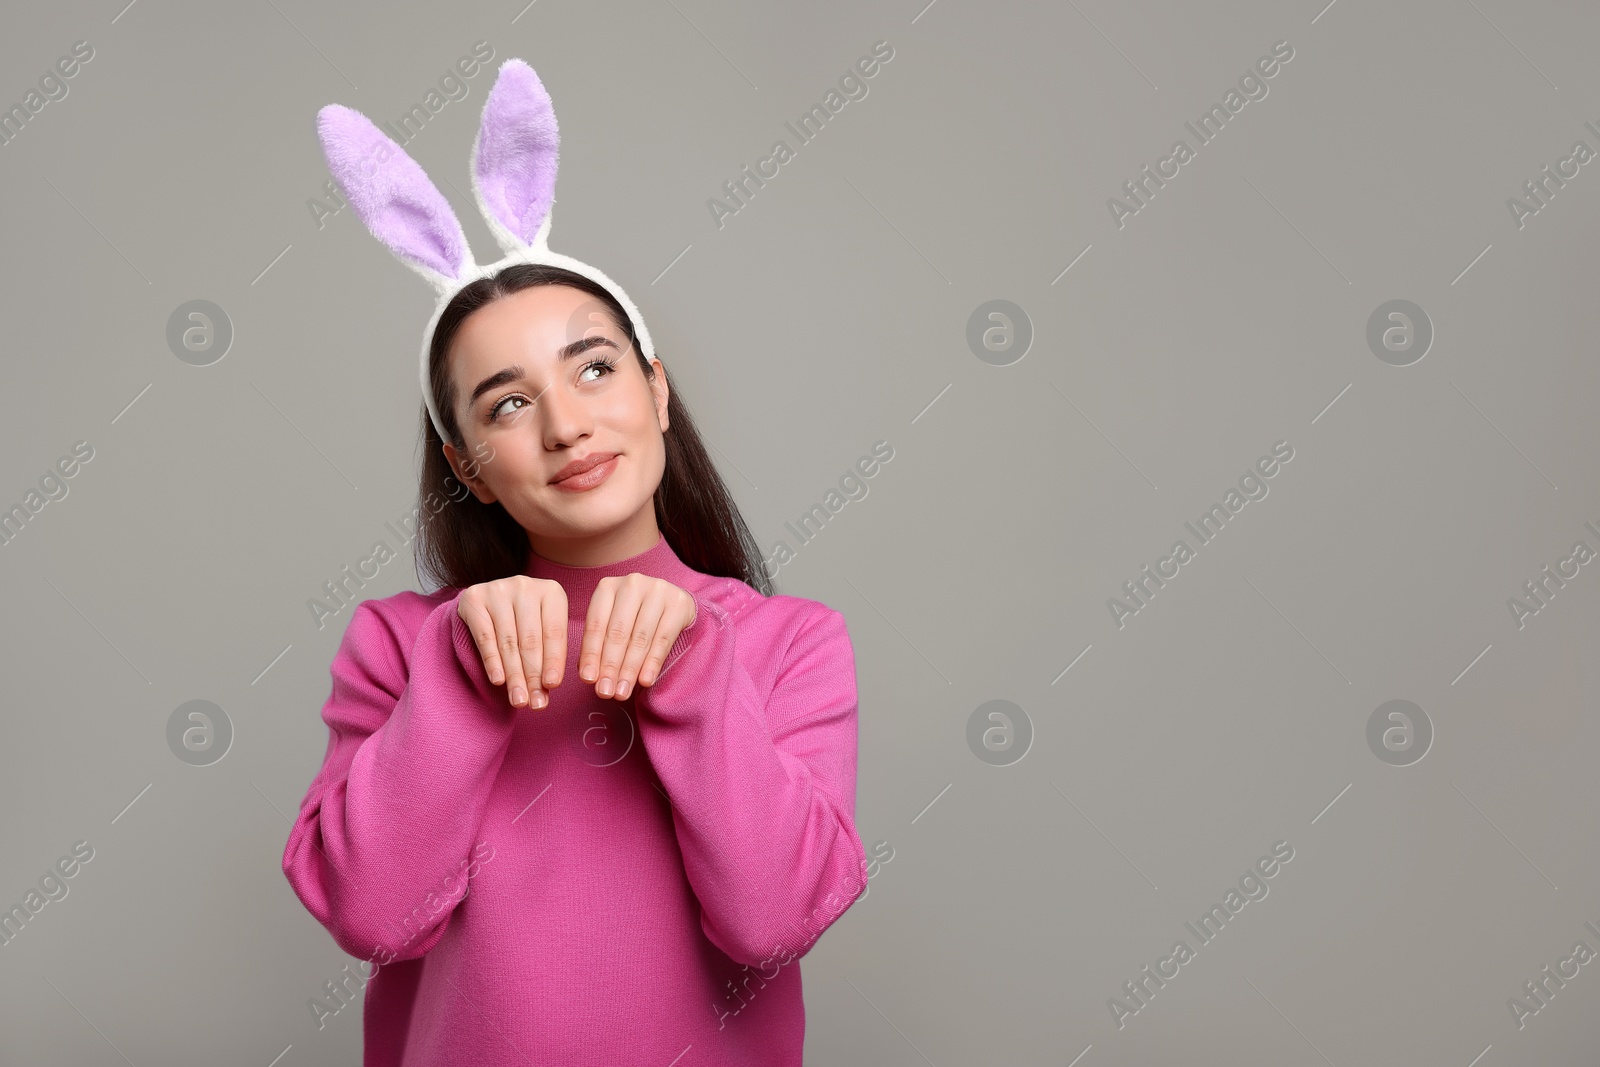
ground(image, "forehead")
xmin=449 ymin=284 xmax=624 ymax=379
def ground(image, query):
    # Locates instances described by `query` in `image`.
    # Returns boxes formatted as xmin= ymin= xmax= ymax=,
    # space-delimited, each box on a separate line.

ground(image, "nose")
xmin=537 ymin=382 xmax=592 ymax=451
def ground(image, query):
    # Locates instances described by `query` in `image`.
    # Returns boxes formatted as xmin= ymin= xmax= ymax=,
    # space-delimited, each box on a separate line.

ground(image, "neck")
xmin=525 ymin=511 xmax=663 ymax=569
xmin=522 ymin=532 xmax=698 ymax=617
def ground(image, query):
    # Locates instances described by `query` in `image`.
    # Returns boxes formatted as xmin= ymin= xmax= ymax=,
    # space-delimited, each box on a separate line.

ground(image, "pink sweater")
xmin=282 ymin=534 xmax=869 ymax=1065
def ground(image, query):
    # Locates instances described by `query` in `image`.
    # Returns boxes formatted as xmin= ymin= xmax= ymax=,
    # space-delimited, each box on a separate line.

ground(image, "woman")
xmin=282 ymin=59 xmax=869 ymax=1066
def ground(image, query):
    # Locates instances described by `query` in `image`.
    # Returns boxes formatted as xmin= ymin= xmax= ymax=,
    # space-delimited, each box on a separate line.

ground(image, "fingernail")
xmin=617 ymin=680 xmax=631 ymax=700
xmin=511 ymin=687 xmax=525 ymax=705
xmin=581 ymin=665 xmax=596 ymax=682
xmin=544 ymin=669 xmax=558 ymax=686
xmin=597 ymin=677 xmax=613 ymax=697
xmin=532 ymin=690 xmax=546 ymax=709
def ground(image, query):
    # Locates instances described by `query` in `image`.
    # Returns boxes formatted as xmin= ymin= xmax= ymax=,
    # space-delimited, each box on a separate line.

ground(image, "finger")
xmin=512 ymin=586 xmax=546 ymax=709
xmin=596 ymin=580 xmax=648 ymax=699
xmin=598 ymin=580 xmax=649 ymax=698
xmin=540 ymin=588 xmax=567 ymax=691
xmin=487 ymin=593 xmax=528 ymax=707
xmin=460 ymin=596 xmax=505 ymax=686
xmin=614 ymin=593 xmax=667 ymax=701
xmin=579 ymin=579 xmax=615 ymax=688
xmin=638 ymin=590 xmax=692 ymax=688
xmin=586 ymin=579 xmax=642 ymax=699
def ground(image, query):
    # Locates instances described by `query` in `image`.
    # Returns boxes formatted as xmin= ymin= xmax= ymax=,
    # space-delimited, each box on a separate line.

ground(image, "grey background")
xmin=3 ymin=0 xmax=1598 ymax=1064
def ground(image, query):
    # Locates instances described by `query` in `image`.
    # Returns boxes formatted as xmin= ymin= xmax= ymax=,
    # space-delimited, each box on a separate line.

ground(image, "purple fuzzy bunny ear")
xmin=317 ymin=103 xmax=472 ymax=292
xmin=471 ymin=59 xmax=560 ymax=255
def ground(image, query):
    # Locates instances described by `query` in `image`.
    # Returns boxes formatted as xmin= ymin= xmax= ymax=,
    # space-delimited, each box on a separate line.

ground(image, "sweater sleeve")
xmin=281 ymin=594 xmax=518 ymax=964
xmin=632 ymin=595 xmax=870 ymax=968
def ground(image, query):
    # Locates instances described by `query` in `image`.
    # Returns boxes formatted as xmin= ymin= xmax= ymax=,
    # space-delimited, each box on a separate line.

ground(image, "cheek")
xmin=638 ymin=431 xmax=668 ymax=490
xmin=622 ymin=402 xmax=666 ymax=452
xmin=596 ymin=395 xmax=666 ymax=452
xmin=603 ymin=402 xmax=666 ymax=489
xmin=478 ymin=441 xmax=543 ymax=497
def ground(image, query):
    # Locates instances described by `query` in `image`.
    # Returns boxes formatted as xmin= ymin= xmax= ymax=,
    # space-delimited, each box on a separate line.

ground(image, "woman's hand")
xmin=457 ymin=576 xmax=568 ymax=709
xmin=580 ymin=574 xmax=697 ymax=701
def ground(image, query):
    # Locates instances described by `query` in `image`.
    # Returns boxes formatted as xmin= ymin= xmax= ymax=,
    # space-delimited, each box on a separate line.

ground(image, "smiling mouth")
xmin=550 ymin=451 xmax=619 ymax=484
xmin=550 ymin=453 xmax=620 ymax=491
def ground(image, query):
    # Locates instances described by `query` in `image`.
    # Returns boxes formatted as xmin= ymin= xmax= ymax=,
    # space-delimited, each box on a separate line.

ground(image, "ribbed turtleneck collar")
xmin=522 ymin=533 xmax=699 ymax=617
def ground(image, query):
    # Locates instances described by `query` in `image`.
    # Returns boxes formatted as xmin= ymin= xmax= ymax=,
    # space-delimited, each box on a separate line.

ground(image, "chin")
xmin=535 ymin=485 xmax=648 ymax=531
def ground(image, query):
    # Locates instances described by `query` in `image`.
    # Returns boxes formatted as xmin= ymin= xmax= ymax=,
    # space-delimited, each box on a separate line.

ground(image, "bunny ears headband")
xmin=316 ymin=58 xmax=656 ymax=443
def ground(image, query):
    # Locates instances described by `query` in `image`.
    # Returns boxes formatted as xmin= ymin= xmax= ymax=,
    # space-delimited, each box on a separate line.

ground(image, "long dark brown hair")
xmin=414 ymin=263 xmax=770 ymax=598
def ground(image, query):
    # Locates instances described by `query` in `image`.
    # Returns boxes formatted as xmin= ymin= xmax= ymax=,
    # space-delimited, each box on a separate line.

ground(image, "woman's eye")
xmin=580 ymin=359 xmax=616 ymax=383
xmin=490 ymin=395 xmax=529 ymax=421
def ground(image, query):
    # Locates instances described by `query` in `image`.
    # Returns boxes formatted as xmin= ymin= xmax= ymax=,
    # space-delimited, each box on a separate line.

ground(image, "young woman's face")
xmin=441 ymin=283 xmax=669 ymax=550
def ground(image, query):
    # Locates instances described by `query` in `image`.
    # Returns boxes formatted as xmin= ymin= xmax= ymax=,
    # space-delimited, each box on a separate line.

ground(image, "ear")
xmin=471 ymin=58 xmax=560 ymax=257
xmin=317 ymin=104 xmax=473 ymax=293
xmin=649 ymin=357 xmax=670 ymax=434
xmin=443 ymin=440 xmax=498 ymax=505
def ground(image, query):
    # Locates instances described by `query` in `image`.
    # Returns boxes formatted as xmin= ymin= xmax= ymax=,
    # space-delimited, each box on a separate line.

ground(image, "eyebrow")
xmin=466 ymin=334 xmax=622 ymax=407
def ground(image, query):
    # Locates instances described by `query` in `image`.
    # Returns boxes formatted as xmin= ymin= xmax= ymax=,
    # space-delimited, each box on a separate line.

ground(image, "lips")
xmin=550 ymin=451 xmax=619 ymax=485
